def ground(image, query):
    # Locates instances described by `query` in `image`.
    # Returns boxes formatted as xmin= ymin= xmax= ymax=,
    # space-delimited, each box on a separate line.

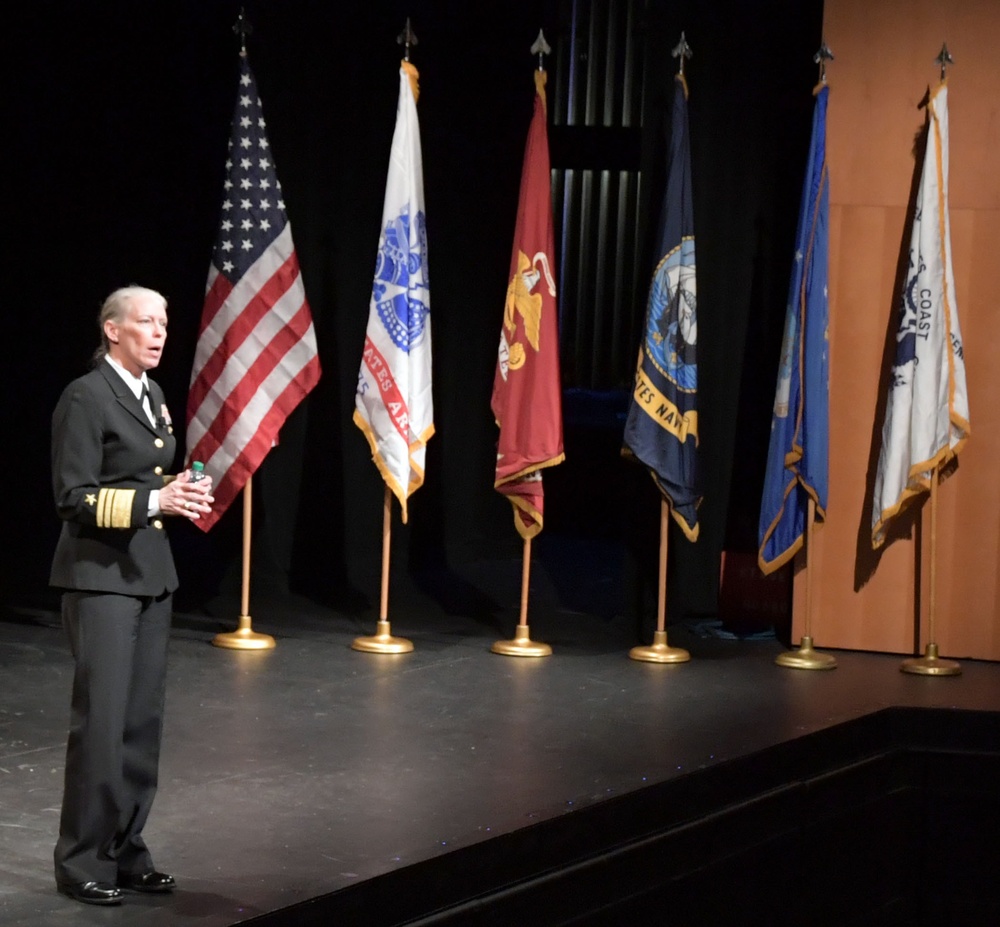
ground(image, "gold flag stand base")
xmin=901 ymin=642 xmax=961 ymax=676
xmin=491 ymin=624 xmax=552 ymax=657
xmin=630 ymin=630 xmax=690 ymax=664
xmin=352 ymin=620 xmax=413 ymax=654
xmin=775 ymin=635 xmax=836 ymax=670
xmin=212 ymin=615 xmax=276 ymax=651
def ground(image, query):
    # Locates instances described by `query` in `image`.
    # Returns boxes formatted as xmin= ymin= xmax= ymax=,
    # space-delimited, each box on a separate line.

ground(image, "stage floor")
xmin=2 ymin=557 xmax=998 ymax=926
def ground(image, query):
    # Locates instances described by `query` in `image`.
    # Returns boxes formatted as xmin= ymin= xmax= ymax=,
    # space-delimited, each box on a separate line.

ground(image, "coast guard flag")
xmin=758 ymin=83 xmax=830 ymax=574
xmin=622 ymin=73 xmax=700 ymax=541
xmin=186 ymin=52 xmax=321 ymax=533
xmin=354 ymin=61 xmax=434 ymax=522
xmin=871 ymin=81 xmax=969 ymax=547
xmin=492 ymin=69 xmax=565 ymax=539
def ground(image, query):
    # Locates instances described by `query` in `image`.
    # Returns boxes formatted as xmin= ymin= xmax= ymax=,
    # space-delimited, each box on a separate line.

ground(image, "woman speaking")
xmin=49 ymin=285 xmax=214 ymax=906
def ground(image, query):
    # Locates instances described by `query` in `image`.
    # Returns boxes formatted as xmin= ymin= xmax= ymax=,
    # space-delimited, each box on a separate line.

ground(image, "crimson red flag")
xmin=491 ymin=69 xmax=564 ymax=539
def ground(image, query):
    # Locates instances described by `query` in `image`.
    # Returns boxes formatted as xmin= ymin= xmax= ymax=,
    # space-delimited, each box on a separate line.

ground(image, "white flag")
xmin=872 ymin=81 xmax=969 ymax=547
xmin=354 ymin=62 xmax=434 ymax=522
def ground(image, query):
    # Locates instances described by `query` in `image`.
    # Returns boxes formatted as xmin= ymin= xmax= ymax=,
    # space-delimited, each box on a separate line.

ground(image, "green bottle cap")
xmin=192 ymin=461 xmax=205 ymax=472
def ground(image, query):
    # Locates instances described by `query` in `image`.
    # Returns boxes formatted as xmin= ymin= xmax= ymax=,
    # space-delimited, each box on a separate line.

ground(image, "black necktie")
xmin=140 ymin=385 xmax=154 ymax=424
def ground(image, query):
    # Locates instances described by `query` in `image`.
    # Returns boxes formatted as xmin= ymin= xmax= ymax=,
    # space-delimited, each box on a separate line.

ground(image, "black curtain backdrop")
xmin=3 ymin=0 xmax=821 ymax=633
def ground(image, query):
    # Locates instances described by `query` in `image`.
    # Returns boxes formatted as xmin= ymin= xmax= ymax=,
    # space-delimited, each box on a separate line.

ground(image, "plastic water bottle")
xmin=189 ymin=460 xmax=206 ymax=483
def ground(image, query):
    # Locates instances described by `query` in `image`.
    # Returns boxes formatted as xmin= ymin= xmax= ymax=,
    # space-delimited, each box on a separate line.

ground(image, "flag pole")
xmin=491 ymin=535 xmax=551 ymax=657
xmin=902 ymin=464 xmax=960 ymax=675
xmin=630 ymin=499 xmax=690 ymax=663
xmin=212 ymin=476 xmax=276 ymax=650
xmin=623 ymin=31 xmax=697 ymax=663
xmin=352 ymin=20 xmax=431 ymax=654
xmin=193 ymin=6 xmax=320 ymax=647
xmin=775 ymin=496 xmax=835 ymax=669
xmin=353 ymin=486 xmax=413 ymax=653
xmin=490 ymin=30 xmax=558 ymax=659
xmin=899 ymin=50 xmax=959 ymax=676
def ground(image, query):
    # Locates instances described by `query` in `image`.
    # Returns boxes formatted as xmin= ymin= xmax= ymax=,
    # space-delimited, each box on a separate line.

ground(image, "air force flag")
xmin=871 ymin=81 xmax=969 ymax=547
xmin=758 ymin=83 xmax=830 ymax=574
xmin=354 ymin=61 xmax=434 ymax=523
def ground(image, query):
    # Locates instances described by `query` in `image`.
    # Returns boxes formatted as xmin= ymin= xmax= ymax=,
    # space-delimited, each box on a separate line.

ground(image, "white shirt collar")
xmin=104 ymin=354 xmax=148 ymax=400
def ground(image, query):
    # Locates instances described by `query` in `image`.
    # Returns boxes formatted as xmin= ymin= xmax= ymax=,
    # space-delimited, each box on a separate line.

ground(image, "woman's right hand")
xmin=159 ymin=469 xmax=215 ymax=521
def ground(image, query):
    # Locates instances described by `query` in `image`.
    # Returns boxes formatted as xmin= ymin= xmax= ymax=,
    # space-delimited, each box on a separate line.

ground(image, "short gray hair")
xmin=92 ymin=285 xmax=167 ymax=366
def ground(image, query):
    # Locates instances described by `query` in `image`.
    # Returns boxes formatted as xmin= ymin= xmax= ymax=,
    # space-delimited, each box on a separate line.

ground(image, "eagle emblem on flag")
xmin=372 ymin=206 xmax=430 ymax=353
xmin=499 ymin=249 xmax=556 ymax=379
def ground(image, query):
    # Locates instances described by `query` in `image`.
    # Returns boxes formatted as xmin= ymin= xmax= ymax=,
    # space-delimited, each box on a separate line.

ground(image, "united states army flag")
xmin=354 ymin=62 xmax=434 ymax=523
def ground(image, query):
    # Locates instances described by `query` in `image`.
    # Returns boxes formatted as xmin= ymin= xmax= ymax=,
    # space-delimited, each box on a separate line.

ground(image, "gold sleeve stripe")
xmin=96 ymin=488 xmax=135 ymax=529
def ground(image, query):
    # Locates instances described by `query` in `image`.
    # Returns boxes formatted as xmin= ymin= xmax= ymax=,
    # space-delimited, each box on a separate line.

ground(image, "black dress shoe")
xmin=118 ymin=870 xmax=176 ymax=893
xmin=58 ymin=880 xmax=124 ymax=905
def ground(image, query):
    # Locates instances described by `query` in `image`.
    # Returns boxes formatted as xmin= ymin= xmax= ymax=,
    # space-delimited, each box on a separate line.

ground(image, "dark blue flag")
xmin=758 ymin=83 xmax=830 ymax=574
xmin=623 ymin=74 xmax=700 ymax=541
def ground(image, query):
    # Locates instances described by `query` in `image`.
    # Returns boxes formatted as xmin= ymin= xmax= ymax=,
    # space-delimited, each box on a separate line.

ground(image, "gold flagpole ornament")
xmin=935 ymin=43 xmax=953 ymax=81
xmin=531 ymin=28 xmax=551 ymax=70
xmin=672 ymin=31 xmax=692 ymax=78
xmin=814 ymin=41 xmax=834 ymax=85
xmin=398 ymin=17 xmax=417 ymax=62
xmin=233 ymin=6 xmax=251 ymax=52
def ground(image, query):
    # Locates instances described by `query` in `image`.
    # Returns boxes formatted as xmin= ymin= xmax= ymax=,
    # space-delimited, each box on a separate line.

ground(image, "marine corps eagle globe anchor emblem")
xmin=498 ymin=249 xmax=556 ymax=380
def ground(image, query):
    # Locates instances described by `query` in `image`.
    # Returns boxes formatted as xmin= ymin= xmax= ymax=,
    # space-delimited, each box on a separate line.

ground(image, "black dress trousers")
xmin=54 ymin=589 xmax=173 ymax=885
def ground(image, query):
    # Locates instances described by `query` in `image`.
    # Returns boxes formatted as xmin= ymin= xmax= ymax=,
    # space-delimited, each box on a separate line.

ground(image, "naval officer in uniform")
xmin=50 ymin=285 xmax=214 ymax=905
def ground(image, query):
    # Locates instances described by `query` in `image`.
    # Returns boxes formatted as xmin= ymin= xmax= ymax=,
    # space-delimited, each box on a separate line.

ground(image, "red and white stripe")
xmin=186 ymin=224 xmax=320 ymax=532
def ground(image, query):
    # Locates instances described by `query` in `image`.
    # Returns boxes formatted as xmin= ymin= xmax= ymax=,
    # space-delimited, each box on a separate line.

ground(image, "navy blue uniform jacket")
xmin=49 ymin=362 xmax=179 ymax=596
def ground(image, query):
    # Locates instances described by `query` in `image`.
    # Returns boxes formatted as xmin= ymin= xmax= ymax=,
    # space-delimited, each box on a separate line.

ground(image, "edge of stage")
xmin=1 ymin=555 xmax=998 ymax=926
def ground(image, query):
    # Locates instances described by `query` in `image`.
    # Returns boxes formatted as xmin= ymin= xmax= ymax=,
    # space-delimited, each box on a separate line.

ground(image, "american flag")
xmin=186 ymin=52 xmax=321 ymax=532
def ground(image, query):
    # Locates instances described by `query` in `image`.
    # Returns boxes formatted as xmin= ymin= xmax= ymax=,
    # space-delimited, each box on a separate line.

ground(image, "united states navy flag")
xmin=757 ymin=83 xmax=830 ymax=574
xmin=622 ymin=73 xmax=700 ymax=541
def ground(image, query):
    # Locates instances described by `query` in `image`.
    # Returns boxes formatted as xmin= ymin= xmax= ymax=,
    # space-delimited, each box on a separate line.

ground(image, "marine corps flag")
xmin=354 ymin=61 xmax=434 ymax=523
xmin=492 ymin=69 xmax=564 ymax=539
xmin=622 ymin=73 xmax=700 ymax=541
xmin=871 ymin=80 xmax=969 ymax=547
xmin=758 ymin=83 xmax=830 ymax=574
